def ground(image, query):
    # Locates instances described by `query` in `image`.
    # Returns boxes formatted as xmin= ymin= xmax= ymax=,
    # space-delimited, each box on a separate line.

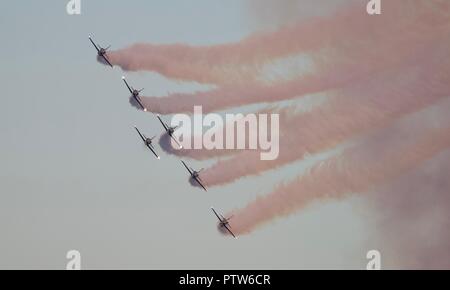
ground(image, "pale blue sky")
xmin=0 ymin=0 xmax=371 ymax=269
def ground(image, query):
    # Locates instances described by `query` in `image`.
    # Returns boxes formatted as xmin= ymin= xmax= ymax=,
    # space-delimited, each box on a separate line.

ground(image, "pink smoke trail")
xmin=364 ymin=150 xmax=450 ymax=269
xmin=124 ymin=1 xmax=449 ymax=114
xmin=227 ymin=98 xmax=450 ymax=235
xmin=107 ymin=1 xmax=448 ymax=87
xmin=200 ymin=41 xmax=450 ymax=186
xmin=158 ymin=132 xmax=240 ymax=160
xmin=154 ymin=29 xmax=450 ymax=162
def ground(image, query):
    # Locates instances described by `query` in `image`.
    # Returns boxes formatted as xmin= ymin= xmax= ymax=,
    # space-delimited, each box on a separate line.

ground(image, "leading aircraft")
xmin=88 ymin=36 xmax=113 ymax=68
xmin=211 ymin=207 xmax=236 ymax=239
xmin=157 ymin=114 xmax=182 ymax=149
xmin=181 ymin=160 xmax=207 ymax=191
xmin=134 ymin=126 xmax=160 ymax=160
xmin=122 ymin=76 xmax=147 ymax=112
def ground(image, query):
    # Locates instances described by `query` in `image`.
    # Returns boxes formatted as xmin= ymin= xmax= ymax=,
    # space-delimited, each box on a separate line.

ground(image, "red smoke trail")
xmin=105 ymin=0 xmax=450 ymax=268
xmin=120 ymin=1 xmax=449 ymax=114
xmin=108 ymin=1 xmax=448 ymax=85
xmin=365 ymin=150 xmax=450 ymax=269
xmin=227 ymin=99 xmax=450 ymax=235
xmin=200 ymin=41 xmax=450 ymax=186
xmin=158 ymin=133 xmax=240 ymax=160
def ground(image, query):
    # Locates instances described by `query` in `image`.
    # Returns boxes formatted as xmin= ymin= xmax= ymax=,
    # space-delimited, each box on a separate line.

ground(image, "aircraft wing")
xmin=211 ymin=208 xmax=222 ymax=222
xmin=223 ymin=224 xmax=237 ymax=239
xmin=102 ymin=54 xmax=114 ymax=68
xmin=157 ymin=115 xmax=169 ymax=131
xmin=134 ymin=127 xmax=146 ymax=143
xmin=122 ymin=78 xmax=133 ymax=94
xmin=181 ymin=161 xmax=193 ymax=175
xmin=169 ymin=134 xmax=182 ymax=149
xmin=88 ymin=37 xmax=100 ymax=53
xmin=134 ymin=96 xmax=146 ymax=111
xmin=194 ymin=176 xmax=207 ymax=192
xmin=146 ymin=144 xmax=160 ymax=159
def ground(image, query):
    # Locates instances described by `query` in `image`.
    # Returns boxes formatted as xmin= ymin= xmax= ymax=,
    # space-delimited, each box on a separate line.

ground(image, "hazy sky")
xmin=0 ymin=0 xmax=372 ymax=269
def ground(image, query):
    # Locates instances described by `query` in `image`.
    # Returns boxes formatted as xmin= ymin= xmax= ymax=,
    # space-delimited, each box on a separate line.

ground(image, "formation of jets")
xmin=89 ymin=36 xmax=237 ymax=239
